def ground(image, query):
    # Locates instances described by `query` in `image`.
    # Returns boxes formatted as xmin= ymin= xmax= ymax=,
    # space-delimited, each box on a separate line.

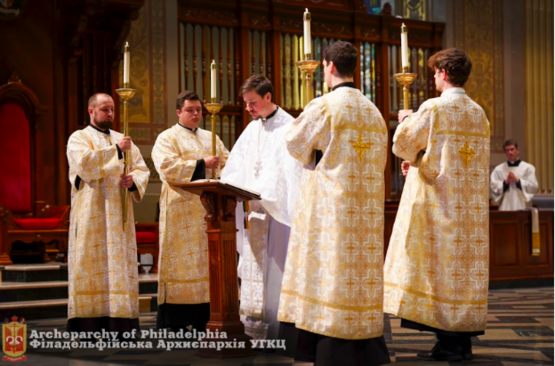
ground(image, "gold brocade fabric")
xmin=152 ymin=125 xmax=229 ymax=305
xmin=67 ymin=126 xmax=150 ymax=320
xmin=384 ymin=89 xmax=490 ymax=332
xmin=278 ymin=88 xmax=388 ymax=340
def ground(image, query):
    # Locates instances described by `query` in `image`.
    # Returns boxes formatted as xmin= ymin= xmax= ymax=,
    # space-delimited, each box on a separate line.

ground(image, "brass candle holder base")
xmin=205 ymin=102 xmax=224 ymax=116
xmin=116 ymin=86 xmax=136 ymax=226
xmin=296 ymin=59 xmax=320 ymax=107
xmin=205 ymin=102 xmax=224 ymax=179
xmin=115 ymin=87 xmax=136 ymax=101
xmin=393 ymin=72 xmax=417 ymax=110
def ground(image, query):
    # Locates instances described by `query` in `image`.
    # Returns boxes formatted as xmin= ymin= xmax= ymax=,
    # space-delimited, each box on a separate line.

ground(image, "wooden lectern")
xmin=177 ymin=180 xmax=260 ymax=358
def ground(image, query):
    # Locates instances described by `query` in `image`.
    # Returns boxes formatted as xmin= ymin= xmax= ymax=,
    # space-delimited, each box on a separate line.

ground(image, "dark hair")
xmin=240 ymin=75 xmax=274 ymax=101
xmin=428 ymin=48 xmax=472 ymax=87
xmin=176 ymin=90 xmax=201 ymax=110
xmin=323 ymin=41 xmax=358 ymax=78
xmin=88 ymin=93 xmax=112 ymax=109
xmin=504 ymin=139 xmax=519 ymax=149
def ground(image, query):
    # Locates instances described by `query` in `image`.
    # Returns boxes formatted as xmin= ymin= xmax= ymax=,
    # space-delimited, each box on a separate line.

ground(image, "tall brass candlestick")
xmin=296 ymin=55 xmax=320 ymax=108
xmin=394 ymin=70 xmax=417 ymax=110
xmin=116 ymin=84 xmax=136 ymax=225
xmin=394 ymin=24 xmax=417 ymax=110
xmin=204 ymin=98 xmax=224 ymax=179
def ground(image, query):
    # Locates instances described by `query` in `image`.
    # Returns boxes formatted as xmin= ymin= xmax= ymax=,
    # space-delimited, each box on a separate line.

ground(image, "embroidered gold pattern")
xmin=458 ymin=140 xmax=476 ymax=167
xmin=279 ymin=88 xmax=388 ymax=340
xmin=152 ymin=124 xmax=229 ymax=306
xmin=351 ymin=134 xmax=372 ymax=160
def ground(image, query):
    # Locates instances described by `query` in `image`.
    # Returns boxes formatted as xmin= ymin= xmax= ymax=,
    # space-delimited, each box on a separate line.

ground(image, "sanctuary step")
xmin=1 ymin=263 xmax=68 ymax=282
xmin=0 ymin=266 xmax=159 ymax=320
xmin=0 ymin=278 xmax=157 ymax=303
xmin=0 ymin=296 xmax=157 ymax=321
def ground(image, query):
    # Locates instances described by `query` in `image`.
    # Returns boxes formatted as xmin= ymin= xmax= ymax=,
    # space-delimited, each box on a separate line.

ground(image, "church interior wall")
xmin=443 ymin=0 xmax=554 ymax=201
xmin=500 ymin=0 xmax=526 ymax=168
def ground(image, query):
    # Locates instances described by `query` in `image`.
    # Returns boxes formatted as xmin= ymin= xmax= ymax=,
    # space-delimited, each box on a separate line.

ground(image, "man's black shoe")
xmin=462 ymin=338 xmax=473 ymax=360
xmin=417 ymin=341 xmax=463 ymax=361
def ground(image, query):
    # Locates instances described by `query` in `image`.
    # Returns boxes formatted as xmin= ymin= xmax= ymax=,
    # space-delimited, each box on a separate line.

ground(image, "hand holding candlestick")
xmin=117 ymin=42 xmax=136 ymax=225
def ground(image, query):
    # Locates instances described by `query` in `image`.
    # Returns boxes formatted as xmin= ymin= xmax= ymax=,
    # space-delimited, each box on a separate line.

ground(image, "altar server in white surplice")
xmin=67 ymin=93 xmax=150 ymax=334
xmin=491 ymin=139 xmax=538 ymax=211
xmin=384 ymin=48 xmax=490 ymax=362
xmin=221 ymin=75 xmax=302 ymax=340
xmin=278 ymin=41 xmax=390 ymax=366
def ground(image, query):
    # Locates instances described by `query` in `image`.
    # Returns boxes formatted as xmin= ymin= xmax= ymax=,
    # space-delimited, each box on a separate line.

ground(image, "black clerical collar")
xmin=332 ymin=82 xmax=356 ymax=91
xmin=89 ymin=124 xmax=110 ymax=135
xmin=507 ymin=160 xmax=521 ymax=167
xmin=261 ymin=106 xmax=279 ymax=123
xmin=178 ymin=123 xmax=197 ymax=133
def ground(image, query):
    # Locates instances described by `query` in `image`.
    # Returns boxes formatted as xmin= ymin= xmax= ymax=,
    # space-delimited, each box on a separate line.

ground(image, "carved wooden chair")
xmin=0 ymin=76 xmax=70 ymax=265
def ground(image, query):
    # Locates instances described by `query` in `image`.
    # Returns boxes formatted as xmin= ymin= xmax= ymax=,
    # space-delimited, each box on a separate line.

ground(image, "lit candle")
xmin=323 ymin=81 xmax=329 ymax=94
xmin=123 ymin=42 xmax=130 ymax=85
xmin=400 ymin=24 xmax=409 ymax=70
xmin=210 ymin=60 xmax=216 ymax=100
xmin=303 ymin=8 xmax=311 ymax=56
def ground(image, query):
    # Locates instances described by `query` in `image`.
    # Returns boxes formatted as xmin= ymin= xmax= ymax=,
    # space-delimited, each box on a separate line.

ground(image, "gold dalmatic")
xmin=384 ymin=88 xmax=490 ymax=332
xmin=152 ymin=125 xmax=229 ymax=305
xmin=278 ymin=87 xmax=388 ymax=340
xmin=67 ymin=126 xmax=150 ymax=320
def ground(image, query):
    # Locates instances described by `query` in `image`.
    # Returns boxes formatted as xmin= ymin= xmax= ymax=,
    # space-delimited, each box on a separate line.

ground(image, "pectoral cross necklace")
xmin=254 ymin=123 xmax=268 ymax=179
xmin=254 ymin=106 xmax=278 ymax=179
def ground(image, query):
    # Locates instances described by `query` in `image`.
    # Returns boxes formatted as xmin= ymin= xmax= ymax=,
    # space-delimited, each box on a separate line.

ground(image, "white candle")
xmin=210 ymin=60 xmax=216 ymax=100
xmin=303 ymin=8 xmax=311 ymax=56
xmin=123 ymin=42 xmax=130 ymax=84
xmin=400 ymin=24 xmax=409 ymax=69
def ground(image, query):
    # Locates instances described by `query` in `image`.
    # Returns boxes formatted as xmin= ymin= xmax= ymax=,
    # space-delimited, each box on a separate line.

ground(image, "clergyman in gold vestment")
xmin=152 ymin=91 xmax=229 ymax=332
xmin=277 ymin=41 xmax=390 ymax=366
xmin=384 ymin=48 xmax=490 ymax=362
xmin=66 ymin=93 xmax=150 ymax=333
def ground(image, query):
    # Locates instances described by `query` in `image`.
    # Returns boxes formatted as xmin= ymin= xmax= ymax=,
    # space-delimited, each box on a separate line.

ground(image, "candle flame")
xmin=306 ymin=8 xmax=308 ymax=12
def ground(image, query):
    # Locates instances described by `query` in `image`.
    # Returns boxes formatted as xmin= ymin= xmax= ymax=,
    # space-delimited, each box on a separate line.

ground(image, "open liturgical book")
xmin=190 ymin=179 xmax=261 ymax=200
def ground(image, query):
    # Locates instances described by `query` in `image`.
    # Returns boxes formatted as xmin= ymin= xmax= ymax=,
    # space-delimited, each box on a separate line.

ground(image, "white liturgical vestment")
xmin=490 ymin=160 xmax=538 ymax=211
xmin=278 ymin=87 xmax=388 ymax=340
xmin=384 ymin=87 xmax=490 ymax=333
xmin=67 ymin=126 xmax=150 ymax=321
xmin=152 ymin=124 xmax=228 ymax=307
xmin=221 ymin=107 xmax=302 ymax=339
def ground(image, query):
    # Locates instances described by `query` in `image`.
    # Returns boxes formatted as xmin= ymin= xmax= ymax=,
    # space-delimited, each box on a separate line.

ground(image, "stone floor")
xmin=10 ymin=287 xmax=554 ymax=365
